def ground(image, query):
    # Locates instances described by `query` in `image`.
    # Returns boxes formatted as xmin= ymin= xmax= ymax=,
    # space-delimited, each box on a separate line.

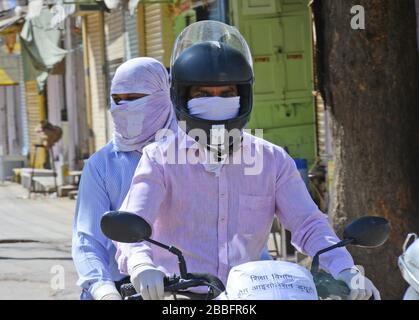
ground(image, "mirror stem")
xmin=145 ymin=238 xmax=188 ymax=279
xmin=168 ymin=246 xmax=188 ymax=279
xmin=310 ymin=239 xmax=354 ymax=275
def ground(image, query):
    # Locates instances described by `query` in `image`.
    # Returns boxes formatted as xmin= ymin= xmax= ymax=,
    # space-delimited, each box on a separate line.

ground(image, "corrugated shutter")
xmin=25 ymin=81 xmax=39 ymax=150
xmin=124 ymin=8 xmax=139 ymax=60
xmin=6 ymin=86 xmax=20 ymax=155
xmin=105 ymin=9 xmax=124 ymax=77
xmin=74 ymin=31 xmax=89 ymax=160
xmin=0 ymin=85 xmax=21 ymax=155
xmin=0 ymin=88 xmax=6 ymax=155
xmin=105 ymin=9 xmax=125 ymax=140
xmin=17 ymin=49 xmax=29 ymax=156
xmin=86 ymin=13 xmax=108 ymax=150
xmin=145 ymin=4 xmax=164 ymax=63
xmin=25 ymin=80 xmax=46 ymax=167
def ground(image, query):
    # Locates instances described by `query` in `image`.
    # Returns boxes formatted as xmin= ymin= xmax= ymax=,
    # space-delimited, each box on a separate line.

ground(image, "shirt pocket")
xmin=238 ymin=194 xmax=274 ymax=237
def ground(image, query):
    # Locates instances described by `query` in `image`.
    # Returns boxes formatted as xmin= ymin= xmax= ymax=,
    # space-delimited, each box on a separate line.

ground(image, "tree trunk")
xmin=313 ymin=0 xmax=419 ymax=300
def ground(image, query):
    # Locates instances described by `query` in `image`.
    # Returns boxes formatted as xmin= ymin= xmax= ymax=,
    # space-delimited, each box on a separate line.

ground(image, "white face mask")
xmin=110 ymin=91 xmax=173 ymax=152
xmin=110 ymin=97 xmax=148 ymax=139
xmin=187 ymin=96 xmax=241 ymax=121
xmin=186 ymin=96 xmax=241 ymax=175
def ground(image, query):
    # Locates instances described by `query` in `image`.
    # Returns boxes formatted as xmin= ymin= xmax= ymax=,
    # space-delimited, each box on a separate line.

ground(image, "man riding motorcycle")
xmin=114 ymin=21 xmax=379 ymax=300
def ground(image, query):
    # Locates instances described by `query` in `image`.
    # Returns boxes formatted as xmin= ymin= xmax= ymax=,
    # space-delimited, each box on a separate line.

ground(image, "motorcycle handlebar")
xmin=122 ymin=271 xmax=357 ymax=301
xmin=185 ymin=272 xmax=226 ymax=298
xmin=121 ymin=273 xmax=225 ymax=300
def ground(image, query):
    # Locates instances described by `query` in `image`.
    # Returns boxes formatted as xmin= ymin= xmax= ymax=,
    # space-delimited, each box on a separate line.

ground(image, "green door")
xmin=232 ymin=0 xmax=317 ymax=166
xmin=242 ymin=18 xmax=285 ymax=102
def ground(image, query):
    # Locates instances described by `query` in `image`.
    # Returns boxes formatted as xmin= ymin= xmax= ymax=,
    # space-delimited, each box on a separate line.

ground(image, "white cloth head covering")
xmin=110 ymin=57 xmax=174 ymax=152
xmin=111 ymin=57 xmax=170 ymax=96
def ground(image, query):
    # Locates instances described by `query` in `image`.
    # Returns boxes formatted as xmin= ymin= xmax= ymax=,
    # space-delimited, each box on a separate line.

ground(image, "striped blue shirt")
xmin=72 ymin=142 xmax=141 ymax=299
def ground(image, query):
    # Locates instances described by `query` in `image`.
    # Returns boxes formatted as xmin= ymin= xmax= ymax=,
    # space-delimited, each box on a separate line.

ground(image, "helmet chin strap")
xmin=206 ymin=144 xmax=228 ymax=162
xmin=206 ymin=137 xmax=243 ymax=161
xmin=207 ymin=125 xmax=243 ymax=162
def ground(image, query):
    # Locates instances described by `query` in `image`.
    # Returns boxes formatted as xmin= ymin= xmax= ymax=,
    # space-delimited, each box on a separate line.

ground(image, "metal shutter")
xmin=18 ymin=53 xmax=29 ymax=156
xmin=6 ymin=85 xmax=21 ymax=155
xmin=47 ymin=74 xmax=64 ymax=160
xmin=124 ymin=8 xmax=139 ymax=60
xmin=86 ymin=13 xmax=108 ymax=150
xmin=105 ymin=8 xmax=125 ymax=76
xmin=0 ymin=88 xmax=6 ymax=156
xmin=144 ymin=4 xmax=164 ymax=63
xmin=105 ymin=9 xmax=125 ymax=138
xmin=25 ymin=80 xmax=45 ymax=167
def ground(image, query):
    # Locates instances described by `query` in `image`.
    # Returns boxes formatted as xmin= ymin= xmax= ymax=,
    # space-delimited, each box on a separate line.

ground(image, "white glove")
xmin=101 ymin=293 xmax=123 ymax=300
xmin=90 ymin=281 xmax=122 ymax=300
xmin=336 ymin=267 xmax=381 ymax=300
xmin=130 ymin=265 xmax=166 ymax=300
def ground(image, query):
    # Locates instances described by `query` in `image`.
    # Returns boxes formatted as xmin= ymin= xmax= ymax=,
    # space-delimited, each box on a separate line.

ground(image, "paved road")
xmin=0 ymin=182 xmax=79 ymax=300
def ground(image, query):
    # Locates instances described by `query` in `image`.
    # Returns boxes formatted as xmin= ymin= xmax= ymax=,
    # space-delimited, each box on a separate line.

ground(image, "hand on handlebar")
xmin=336 ymin=267 xmax=381 ymax=300
xmin=130 ymin=265 xmax=166 ymax=300
xmin=91 ymin=281 xmax=123 ymax=300
xmin=123 ymin=272 xmax=225 ymax=300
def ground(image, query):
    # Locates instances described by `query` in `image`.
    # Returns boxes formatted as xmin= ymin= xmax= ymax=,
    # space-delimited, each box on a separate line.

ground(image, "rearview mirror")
xmin=343 ymin=216 xmax=390 ymax=248
xmin=100 ymin=211 xmax=152 ymax=243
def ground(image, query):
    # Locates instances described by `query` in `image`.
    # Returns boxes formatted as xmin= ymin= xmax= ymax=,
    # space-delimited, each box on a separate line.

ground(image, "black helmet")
xmin=170 ymin=21 xmax=254 ymax=155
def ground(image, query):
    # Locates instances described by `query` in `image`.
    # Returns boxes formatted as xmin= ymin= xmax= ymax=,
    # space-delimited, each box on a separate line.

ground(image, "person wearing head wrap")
xmin=72 ymin=57 xmax=176 ymax=300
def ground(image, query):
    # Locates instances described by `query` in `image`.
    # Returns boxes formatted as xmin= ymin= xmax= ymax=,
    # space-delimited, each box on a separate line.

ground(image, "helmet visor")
xmin=170 ymin=20 xmax=253 ymax=71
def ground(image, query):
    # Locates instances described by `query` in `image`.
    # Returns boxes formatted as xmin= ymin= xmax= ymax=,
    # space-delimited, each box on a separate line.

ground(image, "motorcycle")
xmin=398 ymin=233 xmax=419 ymax=300
xmin=100 ymin=211 xmax=390 ymax=300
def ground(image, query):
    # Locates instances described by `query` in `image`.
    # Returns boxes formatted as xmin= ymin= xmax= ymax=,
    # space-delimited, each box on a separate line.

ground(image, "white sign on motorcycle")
xmin=220 ymin=260 xmax=318 ymax=300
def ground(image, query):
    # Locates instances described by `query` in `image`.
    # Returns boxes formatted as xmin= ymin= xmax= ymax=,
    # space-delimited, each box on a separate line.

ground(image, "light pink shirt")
xmin=116 ymin=129 xmax=354 ymax=285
